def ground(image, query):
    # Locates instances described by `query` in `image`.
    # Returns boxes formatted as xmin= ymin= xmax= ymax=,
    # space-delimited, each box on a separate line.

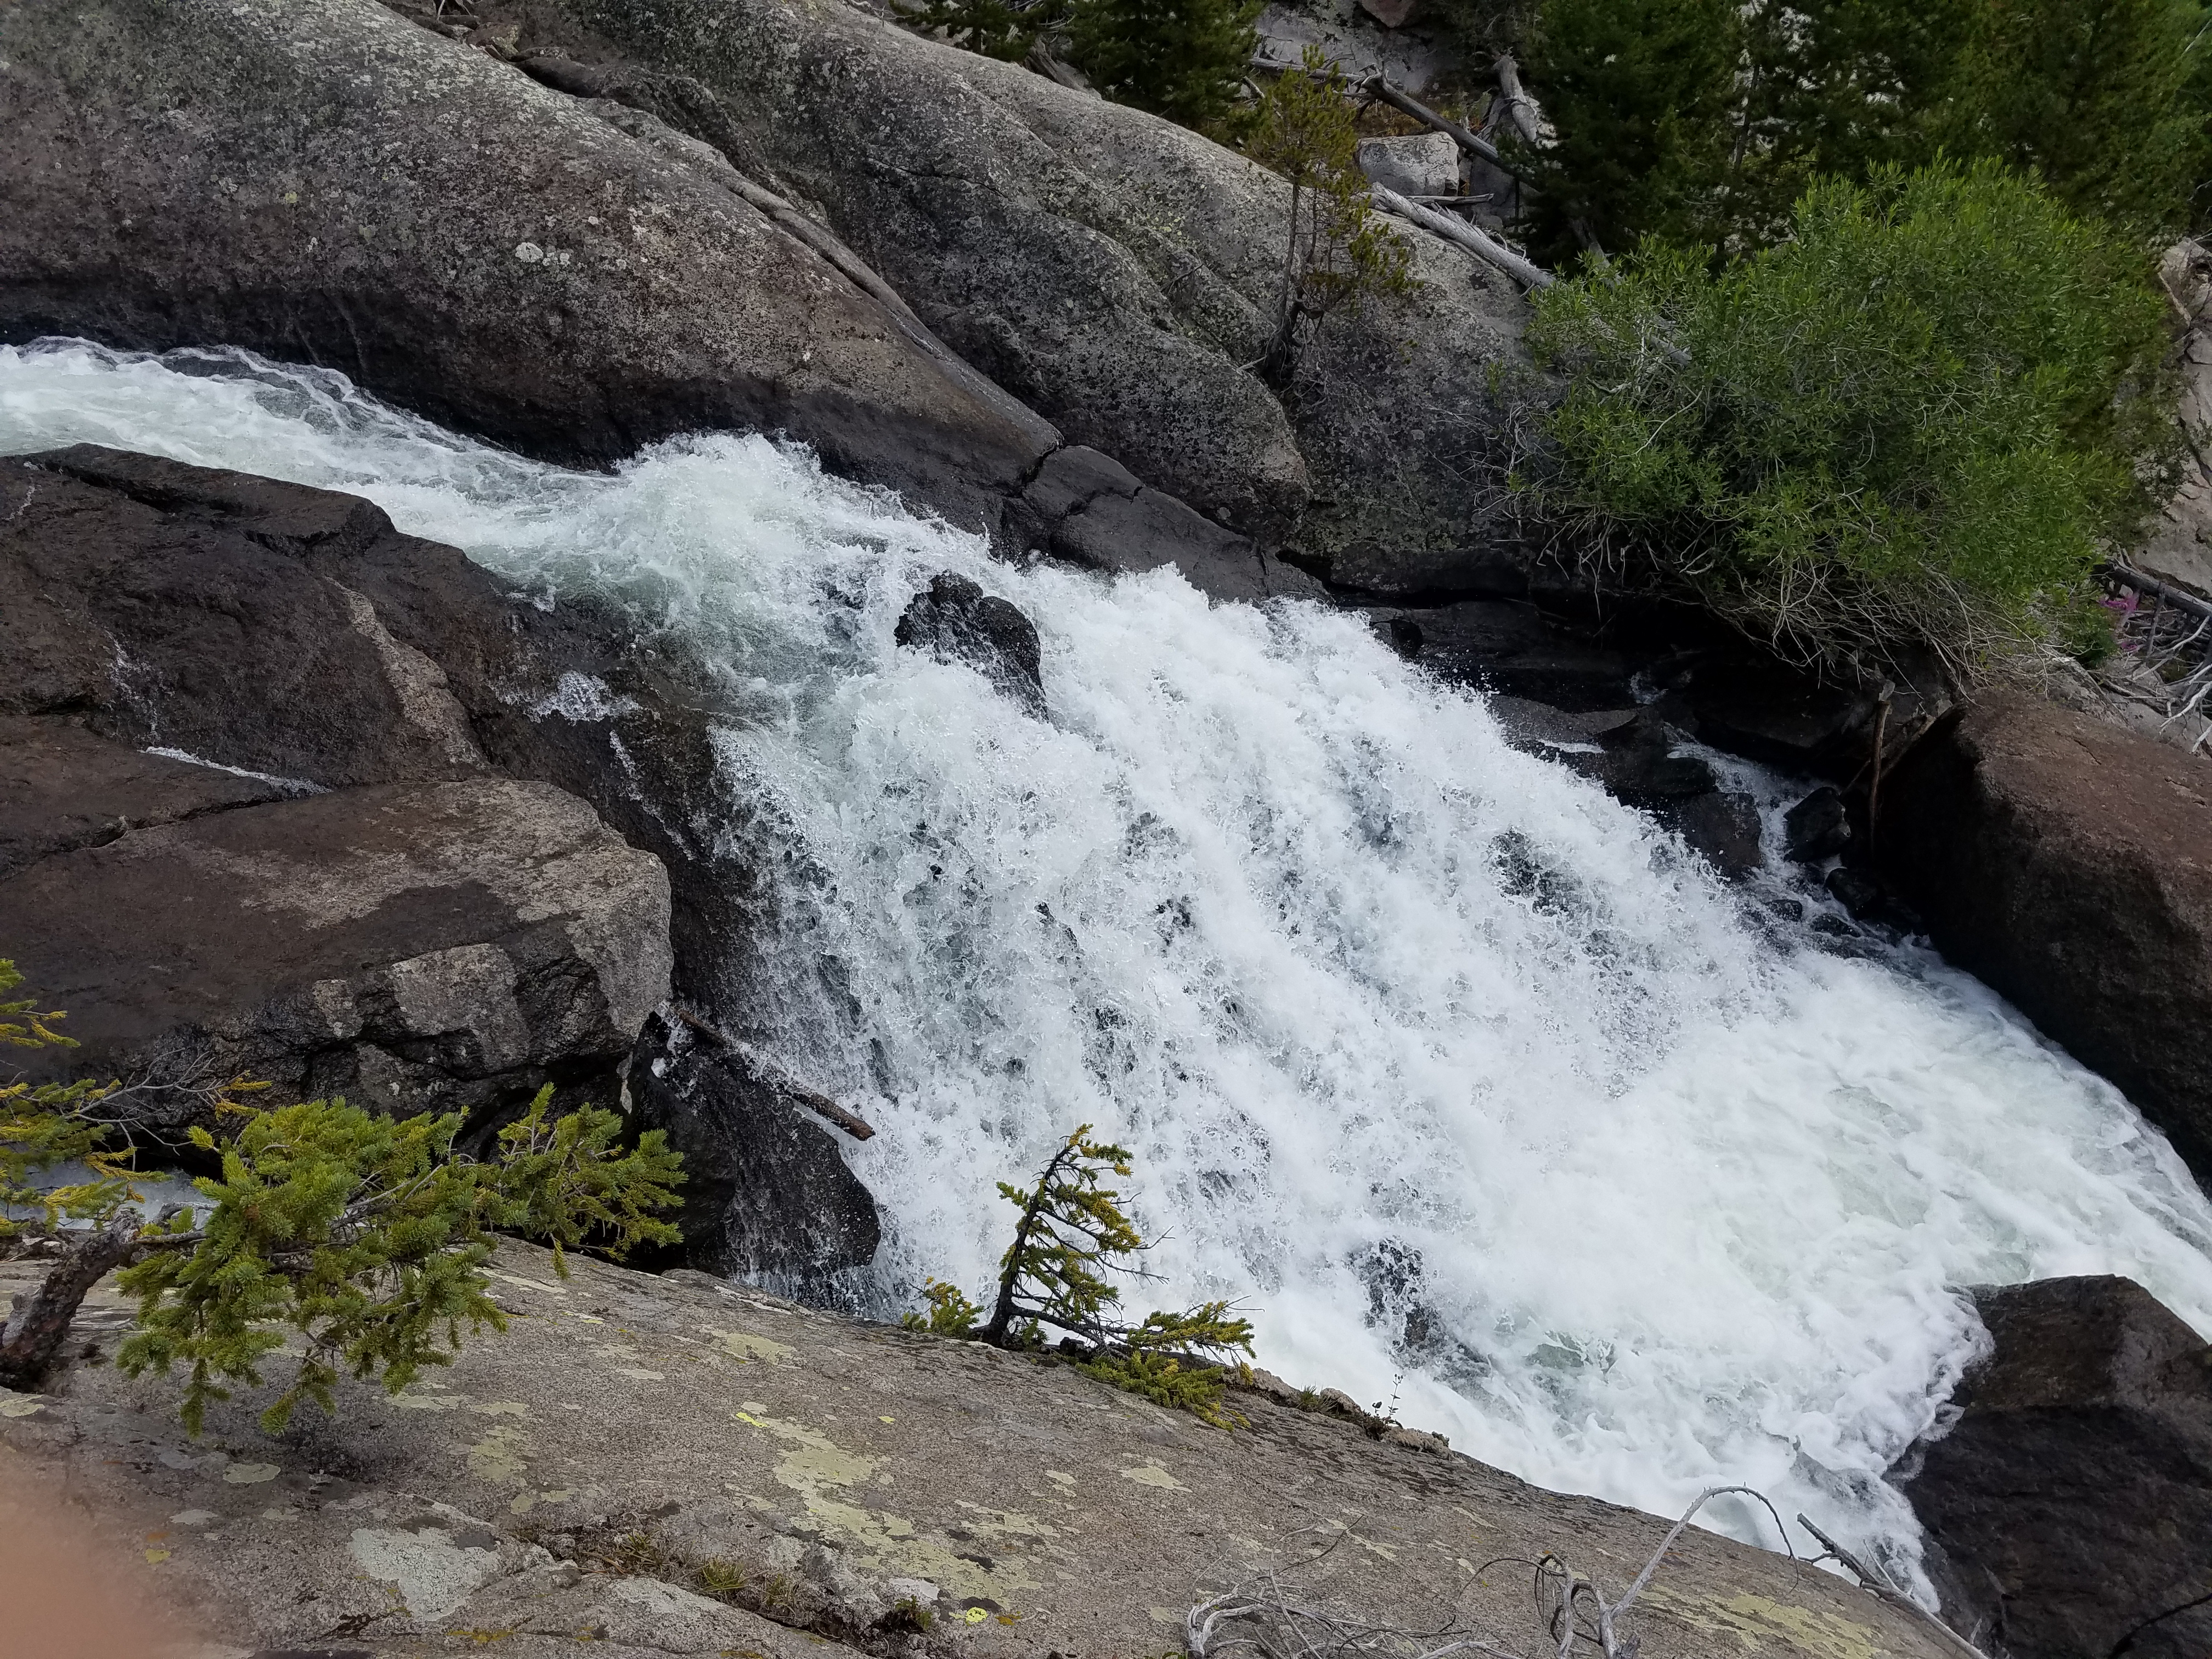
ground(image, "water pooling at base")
xmin=8 ymin=340 xmax=2210 ymax=1591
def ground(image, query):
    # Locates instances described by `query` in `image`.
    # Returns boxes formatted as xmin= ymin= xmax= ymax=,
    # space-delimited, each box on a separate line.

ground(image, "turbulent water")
xmin=9 ymin=340 xmax=2212 ymax=1589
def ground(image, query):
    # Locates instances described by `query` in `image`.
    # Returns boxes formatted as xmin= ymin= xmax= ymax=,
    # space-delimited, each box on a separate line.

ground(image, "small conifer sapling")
xmin=904 ymin=1125 xmax=1255 ymax=1424
xmin=1 ymin=956 xmax=684 ymax=1432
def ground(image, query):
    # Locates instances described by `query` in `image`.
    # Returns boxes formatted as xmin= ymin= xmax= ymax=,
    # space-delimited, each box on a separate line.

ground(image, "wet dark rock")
xmin=1302 ymin=544 xmax=1530 ymax=605
xmin=1661 ymin=791 xmax=1764 ymax=879
xmin=1878 ymin=694 xmax=2212 ymax=1183
xmin=1015 ymin=445 xmax=1315 ymax=602
xmin=1895 ymin=1276 xmax=2212 ymax=1659
xmin=1376 ymin=603 xmax=1637 ymax=709
xmin=626 ymin=1011 xmax=882 ymax=1300
xmin=1782 ymin=787 xmax=1851 ymax=862
xmin=1823 ymin=866 xmax=1884 ymax=919
xmin=895 ymin=573 xmax=1045 ymax=715
xmin=0 ymin=715 xmax=290 ymax=882
xmin=1673 ymin=657 xmax=1879 ymax=773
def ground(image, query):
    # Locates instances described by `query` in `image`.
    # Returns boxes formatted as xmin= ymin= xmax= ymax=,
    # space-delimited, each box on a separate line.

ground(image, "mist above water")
xmin=8 ymin=339 xmax=2210 ymax=1592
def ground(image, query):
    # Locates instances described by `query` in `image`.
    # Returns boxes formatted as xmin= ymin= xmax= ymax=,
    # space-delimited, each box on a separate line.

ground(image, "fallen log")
xmin=1370 ymin=186 xmax=1553 ymax=290
xmin=1360 ymin=75 xmax=1521 ymax=178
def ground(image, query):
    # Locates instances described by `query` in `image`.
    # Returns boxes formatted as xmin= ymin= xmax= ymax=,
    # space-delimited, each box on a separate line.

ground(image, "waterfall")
xmin=8 ymin=338 xmax=2210 ymax=1593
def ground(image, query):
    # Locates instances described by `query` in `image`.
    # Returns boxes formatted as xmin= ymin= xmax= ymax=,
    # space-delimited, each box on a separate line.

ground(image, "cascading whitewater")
xmin=7 ymin=340 xmax=2211 ymax=1592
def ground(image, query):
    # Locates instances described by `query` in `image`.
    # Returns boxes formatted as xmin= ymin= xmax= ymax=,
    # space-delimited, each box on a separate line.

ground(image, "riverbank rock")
xmin=0 ymin=0 xmax=1056 ymax=530
xmin=471 ymin=0 xmax=1529 ymax=572
xmin=1895 ymin=1276 xmax=2212 ymax=1659
xmin=1877 ymin=694 xmax=2212 ymax=1183
xmin=3 ymin=774 xmax=673 ymax=1137
xmin=0 ymin=447 xmax=886 ymax=1284
xmin=0 ymin=1236 xmax=1964 ymax=1658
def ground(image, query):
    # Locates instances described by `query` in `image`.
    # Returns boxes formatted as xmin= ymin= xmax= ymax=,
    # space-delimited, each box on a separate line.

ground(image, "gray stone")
xmin=2 ymin=775 xmax=674 ymax=1134
xmin=1357 ymin=132 xmax=1460 ymax=199
xmin=516 ymin=0 xmax=1530 ymax=571
xmin=0 ymin=1237 xmax=1968 ymax=1659
xmin=0 ymin=0 xmax=1057 ymax=529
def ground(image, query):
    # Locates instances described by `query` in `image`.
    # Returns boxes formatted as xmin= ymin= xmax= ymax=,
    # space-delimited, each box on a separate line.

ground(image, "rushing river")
xmin=7 ymin=339 xmax=2210 ymax=1593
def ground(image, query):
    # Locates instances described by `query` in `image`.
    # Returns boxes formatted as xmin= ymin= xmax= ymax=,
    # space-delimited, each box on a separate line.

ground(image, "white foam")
xmin=9 ymin=339 xmax=2210 ymax=1593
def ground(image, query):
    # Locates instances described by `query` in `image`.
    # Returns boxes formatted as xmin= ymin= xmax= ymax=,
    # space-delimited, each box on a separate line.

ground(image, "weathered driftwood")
xmin=1361 ymin=74 xmax=1520 ymax=177
xmin=1493 ymin=52 xmax=1548 ymax=148
xmin=1370 ymin=186 xmax=1554 ymax=290
xmin=673 ymin=1008 xmax=878 ymax=1141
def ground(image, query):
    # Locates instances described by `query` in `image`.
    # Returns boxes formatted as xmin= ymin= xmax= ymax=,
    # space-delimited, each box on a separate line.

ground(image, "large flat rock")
xmin=0 ymin=1239 xmax=1960 ymax=1658
xmin=3 ymin=776 xmax=673 ymax=1133
xmin=0 ymin=0 xmax=1057 ymax=528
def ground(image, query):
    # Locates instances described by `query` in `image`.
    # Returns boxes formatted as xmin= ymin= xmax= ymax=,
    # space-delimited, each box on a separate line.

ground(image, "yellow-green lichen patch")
xmin=1119 ymin=1462 xmax=1186 ymax=1491
xmin=1643 ymin=1584 xmax=1886 ymax=1659
xmin=223 ymin=1462 xmax=281 ymax=1485
xmin=952 ymin=1499 xmax=1061 ymax=1541
xmin=466 ymin=1423 xmax=530 ymax=1487
xmin=727 ymin=1412 xmax=1039 ymax=1605
xmin=711 ymin=1328 xmax=795 ymax=1364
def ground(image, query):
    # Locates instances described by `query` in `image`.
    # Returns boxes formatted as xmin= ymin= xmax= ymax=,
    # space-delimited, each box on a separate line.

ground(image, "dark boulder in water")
xmin=625 ymin=1011 xmax=881 ymax=1302
xmin=1895 ymin=1276 xmax=2212 ymax=1659
xmin=895 ymin=572 xmax=1046 ymax=715
xmin=1878 ymin=693 xmax=2212 ymax=1185
xmin=1783 ymin=787 xmax=1852 ymax=862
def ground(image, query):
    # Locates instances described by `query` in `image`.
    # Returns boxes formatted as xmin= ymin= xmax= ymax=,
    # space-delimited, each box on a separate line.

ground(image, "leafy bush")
xmin=1245 ymin=48 xmax=1418 ymax=387
xmin=1064 ymin=0 xmax=1261 ymax=132
xmin=1526 ymin=161 xmax=2176 ymax=675
xmin=0 ymin=956 xmax=683 ymax=1430
xmin=903 ymin=1126 xmax=1255 ymax=1425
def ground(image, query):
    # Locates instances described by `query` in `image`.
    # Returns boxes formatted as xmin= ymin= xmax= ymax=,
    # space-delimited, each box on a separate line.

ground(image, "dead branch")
xmin=1370 ymin=186 xmax=1553 ymax=290
xmin=1796 ymin=1513 xmax=1993 ymax=1659
xmin=672 ymin=1008 xmax=877 ymax=1140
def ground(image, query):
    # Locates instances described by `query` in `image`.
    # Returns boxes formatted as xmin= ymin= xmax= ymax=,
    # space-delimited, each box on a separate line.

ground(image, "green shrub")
xmin=904 ymin=1126 xmax=1255 ymax=1426
xmin=1526 ymin=160 xmax=2176 ymax=675
xmin=1064 ymin=0 xmax=1261 ymax=132
xmin=0 ymin=956 xmax=684 ymax=1430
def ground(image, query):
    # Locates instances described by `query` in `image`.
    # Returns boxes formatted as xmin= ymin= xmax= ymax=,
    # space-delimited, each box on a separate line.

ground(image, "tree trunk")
xmin=1493 ymin=52 xmax=1549 ymax=149
xmin=0 ymin=1215 xmax=139 ymax=1391
xmin=1361 ymin=75 xmax=1519 ymax=177
xmin=983 ymin=1142 xmax=1078 ymax=1345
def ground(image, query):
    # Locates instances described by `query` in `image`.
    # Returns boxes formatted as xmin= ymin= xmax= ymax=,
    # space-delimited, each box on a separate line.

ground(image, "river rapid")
xmin=7 ymin=339 xmax=2210 ymax=1593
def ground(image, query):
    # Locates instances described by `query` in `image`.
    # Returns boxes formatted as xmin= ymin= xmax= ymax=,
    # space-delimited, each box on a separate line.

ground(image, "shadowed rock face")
xmin=627 ymin=1013 xmax=881 ymax=1304
xmin=0 ymin=0 xmax=1057 ymax=529
xmin=4 ymin=774 xmax=674 ymax=1136
xmin=0 ymin=447 xmax=893 ymax=1285
xmin=1877 ymin=694 xmax=2212 ymax=1183
xmin=1897 ymin=1277 xmax=2212 ymax=1659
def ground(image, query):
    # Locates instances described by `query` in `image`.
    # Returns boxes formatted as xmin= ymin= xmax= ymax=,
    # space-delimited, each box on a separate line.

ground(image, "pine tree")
xmin=1514 ymin=0 xmax=1744 ymax=263
xmin=1064 ymin=0 xmax=1263 ymax=132
xmin=1733 ymin=0 xmax=1980 ymax=238
xmin=1940 ymin=0 xmax=2210 ymax=234
xmin=1 ymin=956 xmax=684 ymax=1430
xmin=893 ymin=0 xmax=1045 ymax=61
xmin=905 ymin=1126 xmax=1256 ymax=1425
xmin=1245 ymin=48 xmax=1417 ymax=388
